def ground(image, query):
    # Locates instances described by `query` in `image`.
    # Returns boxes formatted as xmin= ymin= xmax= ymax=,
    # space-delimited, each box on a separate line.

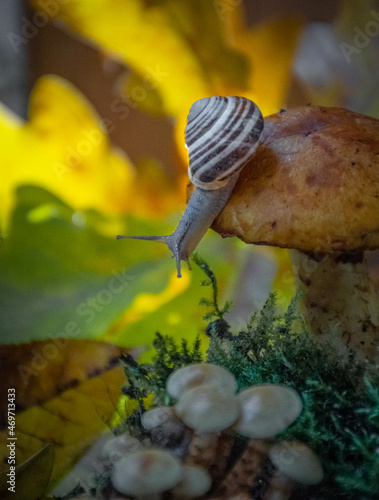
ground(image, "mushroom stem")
xmin=290 ymin=249 xmax=379 ymax=359
xmin=262 ymin=472 xmax=296 ymax=500
xmin=185 ymin=430 xmax=235 ymax=481
xmin=215 ymin=439 xmax=270 ymax=497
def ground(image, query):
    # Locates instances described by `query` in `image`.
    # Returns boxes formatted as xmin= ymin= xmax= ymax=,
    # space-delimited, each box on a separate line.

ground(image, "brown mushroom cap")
xmin=189 ymin=106 xmax=379 ymax=253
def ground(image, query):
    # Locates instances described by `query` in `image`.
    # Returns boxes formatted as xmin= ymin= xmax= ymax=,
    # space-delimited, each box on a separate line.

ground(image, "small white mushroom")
xmin=101 ymin=433 xmax=142 ymax=463
xmin=111 ymin=449 xmax=182 ymax=496
xmin=269 ymin=441 xmax=324 ymax=485
xmin=235 ymin=385 xmax=302 ymax=438
xmin=175 ymin=384 xmax=241 ymax=432
xmin=141 ymin=406 xmax=188 ymax=449
xmin=172 ymin=465 xmax=212 ymax=498
xmin=166 ymin=363 xmax=238 ymax=399
xmin=141 ymin=406 xmax=178 ymax=430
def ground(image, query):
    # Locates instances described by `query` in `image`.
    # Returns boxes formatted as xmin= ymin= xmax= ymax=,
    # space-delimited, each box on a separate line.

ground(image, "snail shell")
xmin=185 ymin=96 xmax=263 ymax=190
xmin=117 ymin=96 xmax=264 ymax=277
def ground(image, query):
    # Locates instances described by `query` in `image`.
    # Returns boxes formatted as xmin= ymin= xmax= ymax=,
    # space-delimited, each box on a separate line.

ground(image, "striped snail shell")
xmin=186 ymin=96 xmax=263 ymax=190
xmin=118 ymin=96 xmax=264 ymax=277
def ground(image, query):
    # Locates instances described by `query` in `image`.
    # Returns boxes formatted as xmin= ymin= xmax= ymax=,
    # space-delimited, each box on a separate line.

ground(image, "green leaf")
xmin=0 ymin=185 xmax=256 ymax=349
xmin=0 ymin=186 xmax=176 ymax=344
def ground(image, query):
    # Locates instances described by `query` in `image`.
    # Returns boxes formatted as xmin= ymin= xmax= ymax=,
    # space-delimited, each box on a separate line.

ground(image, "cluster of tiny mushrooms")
xmin=97 ymin=363 xmax=323 ymax=499
xmin=118 ymin=96 xmax=379 ymax=360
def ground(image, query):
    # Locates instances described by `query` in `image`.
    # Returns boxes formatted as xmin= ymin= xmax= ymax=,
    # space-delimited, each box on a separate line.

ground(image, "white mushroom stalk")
xmin=291 ymin=249 xmax=379 ymax=360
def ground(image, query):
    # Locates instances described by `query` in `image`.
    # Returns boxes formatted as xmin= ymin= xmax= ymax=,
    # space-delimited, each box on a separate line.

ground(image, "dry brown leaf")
xmin=0 ymin=340 xmax=126 ymax=491
xmin=0 ymin=339 xmax=123 ymax=420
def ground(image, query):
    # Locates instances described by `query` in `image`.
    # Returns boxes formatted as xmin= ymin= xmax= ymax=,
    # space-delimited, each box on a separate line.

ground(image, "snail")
xmin=117 ymin=96 xmax=264 ymax=277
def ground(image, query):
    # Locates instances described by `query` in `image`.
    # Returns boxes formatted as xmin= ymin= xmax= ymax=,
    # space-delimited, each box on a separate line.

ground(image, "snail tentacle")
xmin=117 ymin=178 xmax=237 ymax=278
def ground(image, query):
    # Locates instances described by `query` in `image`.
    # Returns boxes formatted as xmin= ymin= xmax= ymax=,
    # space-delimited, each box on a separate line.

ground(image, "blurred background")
xmin=0 ymin=0 xmax=379 ymax=345
xmin=0 ymin=1 xmax=379 ymax=494
xmin=0 ymin=0 xmax=379 ymax=347
xmin=2 ymin=1 xmax=379 ymax=163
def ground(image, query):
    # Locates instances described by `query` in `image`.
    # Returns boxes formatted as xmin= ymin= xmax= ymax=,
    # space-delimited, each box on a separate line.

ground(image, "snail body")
xmin=117 ymin=96 xmax=264 ymax=277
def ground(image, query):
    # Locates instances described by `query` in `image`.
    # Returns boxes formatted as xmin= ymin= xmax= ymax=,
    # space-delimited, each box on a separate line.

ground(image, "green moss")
xmin=118 ymin=333 xmax=203 ymax=432
xmin=117 ymin=258 xmax=379 ymax=499
xmin=207 ymin=294 xmax=379 ymax=498
xmin=192 ymin=253 xmax=233 ymax=321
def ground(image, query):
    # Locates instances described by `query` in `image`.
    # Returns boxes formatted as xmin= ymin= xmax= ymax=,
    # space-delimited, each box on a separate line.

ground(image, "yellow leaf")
xmin=28 ymin=0 xmax=256 ymax=115
xmin=174 ymin=13 xmax=303 ymax=163
xmin=28 ymin=1 xmax=302 ymax=184
xmin=221 ymin=13 xmax=303 ymax=115
xmin=0 ymin=445 xmax=54 ymax=500
xmin=0 ymin=75 xmax=134 ymax=230
xmin=130 ymin=158 xmax=184 ymax=219
xmin=0 ymin=341 xmax=126 ymax=490
xmin=30 ymin=0 xmax=210 ymax=117
xmin=104 ymin=269 xmax=190 ymax=344
xmin=0 ymin=340 xmax=123 ymax=414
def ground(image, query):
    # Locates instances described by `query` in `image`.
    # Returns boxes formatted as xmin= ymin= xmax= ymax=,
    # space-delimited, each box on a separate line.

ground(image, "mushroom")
xmin=268 ymin=441 xmax=324 ymax=484
xmin=172 ymin=465 xmax=212 ymax=498
xmin=141 ymin=406 xmax=178 ymax=430
xmin=264 ymin=441 xmax=324 ymax=499
xmin=235 ymin=384 xmax=302 ymax=438
xmin=184 ymin=428 xmax=235 ymax=482
xmin=111 ymin=448 xmax=182 ymax=497
xmin=216 ymin=385 xmax=302 ymax=498
xmin=197 ymin=106 xmax=379 ymax=359
xmin=101 ymin=433 xmax=142 ymax=463
xmin=174 ymin=383 xmax=241 ymax=433
xmin=166 ymin=363 xmax=238 ymax=399
xmin=141 ymin=406 xmax=189 ymax=450
xmin=174 ymin=383 xmax=240 ymax=482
